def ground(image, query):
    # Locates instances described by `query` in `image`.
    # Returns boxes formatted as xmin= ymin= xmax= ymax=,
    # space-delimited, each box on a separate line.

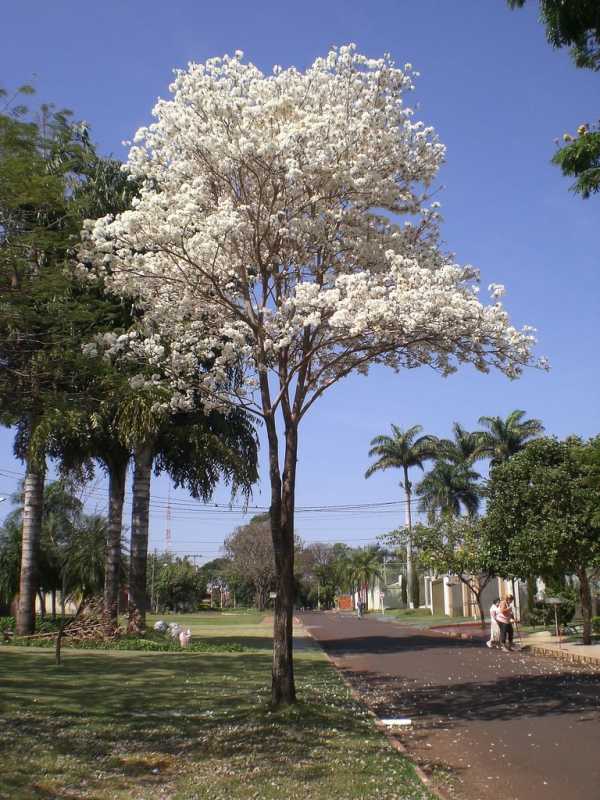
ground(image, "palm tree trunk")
xmin=104 ymin=458 xmax=127 ymax=627
xmin=128 ymin=442 xmax=153 ymax=633
xmin=403 ymin=466 xmax=415 ymax=609
xmin=16 ymin=458 xmax=46 ymax=635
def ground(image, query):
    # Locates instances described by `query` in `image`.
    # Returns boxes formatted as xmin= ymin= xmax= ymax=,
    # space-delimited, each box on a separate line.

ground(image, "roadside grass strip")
xmin=0 ymin=625 xmax=433 ymax=800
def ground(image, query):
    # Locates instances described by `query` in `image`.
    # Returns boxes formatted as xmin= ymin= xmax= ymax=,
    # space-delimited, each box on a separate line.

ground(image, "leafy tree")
xmin=416 ymin=460 xmax=482 ymax=521
xmin=365 ymin=424 xmax=438 ymax=607
xmin=508 ymin=1 xmax=600 ymax=196
xmin=485 ymin=437 xmax=600 ymax=644
xmin=224 ymin=517 xmax=276 ymax=611
xmin=477 ymin=410 xmax=544 ymax=467
xmin=0 ymin=88 xmax=136 ymax=634
xmin=151 ymin=553 xmax=204 ymax=612
xmin=0 ymin=512 xmax=21 ymax=613
xmin=509 ymin=0 xmax=600 ymax=70
xmin=414 ymin=517 xmax=495 ymax=627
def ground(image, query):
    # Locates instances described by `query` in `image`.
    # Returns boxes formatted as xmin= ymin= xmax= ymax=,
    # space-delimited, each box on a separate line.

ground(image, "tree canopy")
xmin=485 ymin=436 xmax=600 ymax=643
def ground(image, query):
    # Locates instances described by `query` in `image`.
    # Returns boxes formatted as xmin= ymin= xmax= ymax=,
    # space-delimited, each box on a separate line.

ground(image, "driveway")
xmin=301 ymin=611 xmax=600 ymax=800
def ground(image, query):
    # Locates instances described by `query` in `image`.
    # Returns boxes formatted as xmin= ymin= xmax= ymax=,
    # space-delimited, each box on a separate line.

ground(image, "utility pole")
xmin=150 ymin=549 xmax=157 ymax=613
xmin=165 ymin=487 xmax=172 ymax=552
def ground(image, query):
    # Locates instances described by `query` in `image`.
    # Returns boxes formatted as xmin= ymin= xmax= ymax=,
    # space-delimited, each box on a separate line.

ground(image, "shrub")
xmin=0 ymin=616 xmax=15 ymax=633
xmin=529 ymin=595 xmax=576 ymax=629
xmin=4 ymin=633 xmax=248 ymax=653
xmin=592 ymin=616 xmax=600 ymax=635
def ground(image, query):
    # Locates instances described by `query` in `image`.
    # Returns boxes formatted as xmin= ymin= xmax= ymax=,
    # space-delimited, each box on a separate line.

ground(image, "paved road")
xmin=301 ymin=611 xmax=600 ymax=800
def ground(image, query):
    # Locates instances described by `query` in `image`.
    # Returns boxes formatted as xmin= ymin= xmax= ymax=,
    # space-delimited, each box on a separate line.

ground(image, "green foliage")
xmin=0 ymin=481 xmax=109 ymax=605
xmin=485 ymin=437 xmax=600 ymax=578
xmin=592 ymin=615 xmax=600 ymax=634
xmin=553 ymin=127 xmax=600 ymax=197
xmin=477 ymin=410 xmax=544 ymax=467
xmin=414 ymin=517 xmax=494 ymax=578
xmin=416 ymin=460 xmax=482 ymax=520
xmin=149 ymin=553 xmax=205 ymax=612
xmin=365 ymin=424 xmax=438 ymax=490
xmin=6 ymin=633 xmax=247 ymax=653
xmin=509 ymin=0 xmax=600 ymax=70
xmin=508 ymin=2 xmax=600 ymax=198
xmin=0 ymin=616 xmax=15 ymax=632
xmin=529 ymin=598 xmax=576 ymax=628
xmin=437 ymin=422 xmax=484 ymax=467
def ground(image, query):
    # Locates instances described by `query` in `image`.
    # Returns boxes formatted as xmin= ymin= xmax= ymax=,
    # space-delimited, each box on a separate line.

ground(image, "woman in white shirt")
xmin=486 ymin=598 xmax=501 ymax=648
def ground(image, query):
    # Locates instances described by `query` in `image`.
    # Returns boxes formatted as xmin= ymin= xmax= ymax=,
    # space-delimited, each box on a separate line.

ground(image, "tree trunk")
xmin=578 ymin=567 xmax=592 ymax=646
xmin=104 ymin=459 xmax=127 ymax=627
xmin=16 ymin=459 xmax=46 ymax=635
xmin=38 ymin=590 xmax=45 ymax=619
xmin=267 ymin=415 xmax=297 ymax=706
xmin=51 ymin=590 xmax=56 ymax=621
xmin=403 ymin=466 xmax=415 ymax=609
xmin=128 ymin=443 xmax=153 ymax=633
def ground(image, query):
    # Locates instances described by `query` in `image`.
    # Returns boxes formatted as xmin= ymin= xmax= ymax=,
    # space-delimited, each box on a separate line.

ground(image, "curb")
xmin=521 ymin=643 xmax=600 ymax=668
xmin=300 ymin=622 xmax=449 ymax=800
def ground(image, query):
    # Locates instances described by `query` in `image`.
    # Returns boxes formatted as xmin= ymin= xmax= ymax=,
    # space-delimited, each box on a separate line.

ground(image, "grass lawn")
xmin=380 ymin=609 xmax=472 ymax=628
xmin=0 ymin=620 xmax=433 ymax=800
xmin=146 ymin=611 xmax=274 ymax=651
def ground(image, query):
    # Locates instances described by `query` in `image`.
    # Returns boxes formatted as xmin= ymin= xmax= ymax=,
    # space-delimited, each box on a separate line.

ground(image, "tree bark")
xmin=267 ymin=414 xmax=297 ymax=706
xmin=16 ymin=459 xmax=46 ymax=635
xmin=403 ymin=466 xmax=415 ymax=609
xmin=128 ymin=442 xmax=153 ymax=633
xmin=104 ymin=458 xmax=127 ymax=627
xmin=51 ymin=590 xmax=56 ymax=621
xmin=578 ymin=567 xmax=592 ymax=646
xmin=38 ymin=590 xmax=45 ymax=619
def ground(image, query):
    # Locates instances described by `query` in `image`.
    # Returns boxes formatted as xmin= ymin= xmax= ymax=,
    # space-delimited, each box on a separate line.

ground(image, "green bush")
xmin=529 ymin=595 xmax=576 ymax=629
xmin=5 ymin=633 xmax=248 ymax=653
xmin=0 ymin=616 xmax=15 ymax=633
xmin=592 ymin=616 xmax=600 ymax=635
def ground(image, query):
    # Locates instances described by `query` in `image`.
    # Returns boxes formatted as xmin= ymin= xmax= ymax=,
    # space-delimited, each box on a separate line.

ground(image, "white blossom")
xmin=81 ymin=44 xmax=541 ymax=421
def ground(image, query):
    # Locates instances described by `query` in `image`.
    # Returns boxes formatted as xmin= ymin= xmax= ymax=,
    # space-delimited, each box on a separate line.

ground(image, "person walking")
xmin=486 ymin=597 xmax=500 ymax=648
xmin=496 ymin=593 xmax=515 ymax=651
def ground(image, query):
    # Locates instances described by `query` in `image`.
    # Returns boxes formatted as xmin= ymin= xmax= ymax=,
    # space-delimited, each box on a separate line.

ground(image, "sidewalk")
xmin=391 ymin=617 xmax=600 ymax=667
xmin=521 ymin=629 xmax=600 ymax=666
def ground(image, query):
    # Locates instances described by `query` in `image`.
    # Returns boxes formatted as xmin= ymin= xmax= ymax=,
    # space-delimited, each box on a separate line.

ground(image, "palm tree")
xmin=477 ymin=410 xmax=544 ymax=467
xmin=61 ymin=514 xmax=107 ymax=604
xmin=365 ymin=424 xmax=438 ymax=607
xmin=416 ymin=461 xmax=482 ymax=522
xmin=438 ymin=422 xmax=484 ymax=467
xmin=348 ymin=548 xmax=383 ymax=609
xmin=122 ymin=401 xmax=259 ymax=631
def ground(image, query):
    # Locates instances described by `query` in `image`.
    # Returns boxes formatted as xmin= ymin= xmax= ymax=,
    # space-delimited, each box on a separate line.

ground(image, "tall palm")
xmin=365 ymin=424 xmax=438 ymax=607
xmin=416 ymin=461 xmax=482 ymax=522
xmin=348 ymin=548 xmax=383 ymax=607
xmin=477 ymin=410 xmax=544 ymax=467
xmin=121 ymin=399 xmax=259 ymax=631
xmin=438 ymin=422 xmax=484 ymax=467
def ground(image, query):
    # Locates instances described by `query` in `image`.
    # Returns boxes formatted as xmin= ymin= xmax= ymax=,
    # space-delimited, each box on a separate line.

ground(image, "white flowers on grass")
xmin=82 ymin=44 xmax=540 ymax=418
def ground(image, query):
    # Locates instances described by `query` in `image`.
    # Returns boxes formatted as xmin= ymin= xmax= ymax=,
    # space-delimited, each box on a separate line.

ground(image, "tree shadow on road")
xmin=340 ymin=665 xmax=600 ymax=727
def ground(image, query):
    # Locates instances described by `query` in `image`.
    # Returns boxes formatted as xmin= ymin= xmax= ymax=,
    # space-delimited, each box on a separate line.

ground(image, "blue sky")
xmin=1 ymin=1 xmax=598 ymax=562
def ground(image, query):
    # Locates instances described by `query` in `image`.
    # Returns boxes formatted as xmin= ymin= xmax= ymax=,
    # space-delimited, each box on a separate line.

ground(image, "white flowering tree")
xmin=85 ymin=45 xmax=539 ymax=704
